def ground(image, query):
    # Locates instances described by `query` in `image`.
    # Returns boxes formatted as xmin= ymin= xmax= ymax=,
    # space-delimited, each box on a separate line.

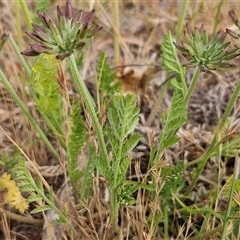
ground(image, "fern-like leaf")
xmin=97 ymin=51 xmax=121 ymax=96
xmin=80 ymin=145 xmax=97 ymax=201
xmin=108 ymin=94 xmax=140 ymax=142
xmin=30 ymin=54 xmax=64 ymax=138
xmin=153 ymin=89 xmax=187 ymax=166
xmin=161 ymin=31 xmax=186 ymax=94
xmin=68 ymin=102 xmax=87 ymax=191
xmin=95 ymin=156 xmax=112 ymax=183
xmin=151 ymin=32 xmax=189 ymax=166
xmin=160 ymin=160 xmax=185 ymax=202
xmin=106 ymin=94 xmax=140 ymax=188
xmin=31 ymin=205 xmax=52 ymax=214
xmin=122 ymin=134 xmax=141 ymax=156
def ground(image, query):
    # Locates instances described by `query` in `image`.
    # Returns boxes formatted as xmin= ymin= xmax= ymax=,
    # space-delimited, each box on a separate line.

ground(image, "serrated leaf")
xmin=107 ymin=108 xmax=121 ymax=139
xmin=68 ymin=102 xmax=87 ymax=187
xmin=161 ymin=31 xmax=186 ymax=94
xmin=153 ymin=89 xmax=187 ymax=166
xmin=31 ymin=54 xmax=60 ymax=113
xmin=97 ymin=51 xmax=121 ymax=95
xmin=161 ymin=136 xmax=180 ymax=149
xmin=116 ymin=156 xmax=131 ymax=186
xmin=95 ymin=156 xmax=112 ymax=183
xmin=104 ymin=94 xmax=140 ymax=189
xmin=122 ymin=133 xmax=141 ymax=156
xmin=31 ymin=205 xmax=52 ymax=214
xmin=27 ymin=195 xmax=44 ymax=203
xmin=30 ymin=54 xmax=64 ymax=137
xmin=105 ymin=125 xmax=119 ymax=159
xmin=107 ymin=94 xmax=140 ymax=142
xmin=161 ymin=161 xmax=185 ymax=202
xmin=81 ymin=145 xmax=97 ymax=201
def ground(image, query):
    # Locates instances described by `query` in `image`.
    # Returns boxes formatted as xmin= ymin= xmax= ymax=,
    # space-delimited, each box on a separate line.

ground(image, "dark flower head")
xmin=227 ymin=11 xmax=240 ymax=40
xmin=226 ymin=11 xmax=240 ymax=51
xmin=21 ymin=0 xmax=102 ymax=60
xmin=174 ymin=23 xmax=240 ymax=71
xmin=229 ymin=10 xmax=240 ymax=29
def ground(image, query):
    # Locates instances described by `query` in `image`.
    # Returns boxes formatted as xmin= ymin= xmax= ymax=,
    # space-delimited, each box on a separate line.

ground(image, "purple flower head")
xmin=21 ymin=0 xmax=102 ymax=60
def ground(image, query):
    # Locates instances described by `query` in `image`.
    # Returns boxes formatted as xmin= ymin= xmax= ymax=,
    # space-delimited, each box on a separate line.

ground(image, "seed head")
xmin=21 ymin=0 xmax=102 ymax=60
xmin=174 ymin=23 xmax=240 ymax=71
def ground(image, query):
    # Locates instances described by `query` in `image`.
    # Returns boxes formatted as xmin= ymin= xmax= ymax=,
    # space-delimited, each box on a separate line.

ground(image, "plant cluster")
xmin=0 ymin=0 xmax=240 ymax=239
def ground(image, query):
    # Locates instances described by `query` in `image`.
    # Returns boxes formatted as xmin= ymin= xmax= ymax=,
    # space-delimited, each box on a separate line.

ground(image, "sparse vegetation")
xmin=0 ymin=1 xmax=240 ymax=239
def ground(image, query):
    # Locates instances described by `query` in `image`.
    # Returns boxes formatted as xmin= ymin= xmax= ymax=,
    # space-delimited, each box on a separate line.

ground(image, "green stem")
xmin=218 ymin=79 xmax=240 ymax=130
xmin=110 ymin=187 xmax=119 ymax=232
xmin=9 ymin=34 xmax=31 ymax=76
xmin=184 ymin=65 xmax=201 ymax=104
xmin=221 ymin=155 xmax=237 ymax=240
xmin=19 ymin=0 xmax=32 ymax=30
xmin=212 ymin=0 xmax=224 ymax=35
xmin=175 ymin=0 xmax=189 ymax=41
xmin=0 ymin=69 xmax=59 ymax=159
xmin=187 ymin=225 xmax=223 ymax=240
xmin=67 ymin=55 xmax=109 ymax=166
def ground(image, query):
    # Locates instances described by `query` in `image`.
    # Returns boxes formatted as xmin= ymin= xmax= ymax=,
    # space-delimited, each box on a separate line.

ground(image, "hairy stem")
xmin=67 ymin=55 xmax=109 ymax=167
xmin=19 ymin=0 xmax=32 ymax=30
xmin=184 ymin=65 xmax=201 ymax=104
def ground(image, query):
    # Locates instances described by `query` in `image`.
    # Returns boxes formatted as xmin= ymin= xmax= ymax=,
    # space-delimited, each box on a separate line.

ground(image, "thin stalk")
xmin=3 ymin=209 xmax=43 ymax=225
xmin=0 ymin=69 xmax=59 ymax=159
xmin=110 ymin=187 xmax=120 ymax=232
xmin=175 ymin=0 xmax=189 ymax=41
xmin=15 ymin=1 xmax=23 ymax=49
xmin=184 ymin=65 xmax=201 ymax=104
xmin=187 ymin=225 xmax=224 ymax=240
xmin=163 ymin=204 xmax=169 ymax=240
xmin=221 ymin=153 xmax=239 ymax=239
xmin=113 ymin=0 xmax=120 ymax=66
xmin=212 ymin=0 xmax=224 ymax=35
xmin=218 ymin=79 xmax=240 ymax=130
xmin=67 ymin=55 xmax=109 ymax=165
xmin=9 ymin=34 xmax=31 ymax=76
xmin=19 ymin=0 xmax=32 ymax=30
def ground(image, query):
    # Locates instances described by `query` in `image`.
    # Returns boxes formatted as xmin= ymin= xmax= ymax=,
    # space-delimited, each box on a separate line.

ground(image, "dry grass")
xmin=0 ymin=0 xmax=240 ymax=239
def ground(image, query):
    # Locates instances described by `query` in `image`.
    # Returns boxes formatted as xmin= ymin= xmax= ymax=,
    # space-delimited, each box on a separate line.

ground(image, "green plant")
xmin=1 ymin=0 xmax=240 ymax=239
xmin=20 ymin=0 xmax=142 ymax=232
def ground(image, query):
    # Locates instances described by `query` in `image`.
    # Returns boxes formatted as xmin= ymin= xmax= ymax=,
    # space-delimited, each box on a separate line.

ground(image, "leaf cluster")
xmin=30 ymin=54 xmax=65 ymax=140
xmin=152 ymin=32 xmax=187 ymax=166
xmin=97 ymin=51 xmax=121 ymax=97
xmin=96 ymin=94 xmax=140 ymax=205
xmin=67 ymin=102 xmax=86 ymax=194
xmin=14 ymin=158 xmax=55 ymax=214
xmin=160 ymin=161 xmax=185 ymax=202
